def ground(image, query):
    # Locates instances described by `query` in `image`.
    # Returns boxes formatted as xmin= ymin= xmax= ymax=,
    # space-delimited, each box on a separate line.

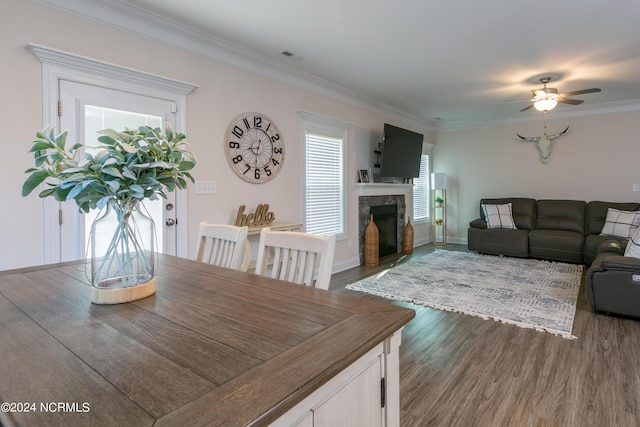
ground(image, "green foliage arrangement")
xmin=22 ymin=123 xmax=196 ymax=212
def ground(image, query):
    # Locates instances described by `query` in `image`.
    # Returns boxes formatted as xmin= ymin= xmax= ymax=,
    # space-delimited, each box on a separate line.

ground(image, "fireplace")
xmin=370 ymin=204 xmax=397 ymax=257
xmin=358 ymin=194 xmax=406 ymax=264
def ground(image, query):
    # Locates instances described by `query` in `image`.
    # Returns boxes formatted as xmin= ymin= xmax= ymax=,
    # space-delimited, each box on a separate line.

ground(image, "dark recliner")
xmin=586 ymin=247 xmax=640 ymax=318
xmin=467 ymin=198 xmax=535 ymax=258
xmin=528 ymin=200 xmax=585 ymax=263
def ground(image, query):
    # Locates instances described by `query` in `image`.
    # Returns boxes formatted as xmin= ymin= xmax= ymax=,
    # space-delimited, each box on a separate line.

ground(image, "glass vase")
xmin=90 ymin=199 xmax=156 ymax=304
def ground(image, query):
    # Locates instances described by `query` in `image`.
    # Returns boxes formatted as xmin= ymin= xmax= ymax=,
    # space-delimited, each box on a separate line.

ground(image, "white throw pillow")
xmin=624 ymin=226 xmax=640 ymax=258
xmin=600 ymin=208 xmax=640 ymax=239
xmin=482 ymin=203 xmax=517 ymax=229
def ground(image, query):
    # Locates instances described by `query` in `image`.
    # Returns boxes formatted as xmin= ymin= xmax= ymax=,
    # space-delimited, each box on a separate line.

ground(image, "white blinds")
xmin=305 ymin=132 xmax=344 ymax=236
xmin=413 ymin=154 xmax=430 ymax=220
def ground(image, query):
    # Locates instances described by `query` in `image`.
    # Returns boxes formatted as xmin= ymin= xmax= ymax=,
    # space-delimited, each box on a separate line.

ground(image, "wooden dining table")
xmin=0 ymin=254 xmax=414 ymax=426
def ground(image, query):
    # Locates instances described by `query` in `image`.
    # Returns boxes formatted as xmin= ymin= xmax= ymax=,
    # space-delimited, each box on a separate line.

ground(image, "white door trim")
xmin=28 ymin=43 xmax=198 ymax=263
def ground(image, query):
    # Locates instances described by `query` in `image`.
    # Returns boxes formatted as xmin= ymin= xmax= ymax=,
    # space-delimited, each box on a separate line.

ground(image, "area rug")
xmin=347 ymin=250 xmax=583 ymax=339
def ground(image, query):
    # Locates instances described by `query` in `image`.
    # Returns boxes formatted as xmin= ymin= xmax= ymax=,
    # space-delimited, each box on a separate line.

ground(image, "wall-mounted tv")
xmin=379 ymin=123 xmax=424 ymax=178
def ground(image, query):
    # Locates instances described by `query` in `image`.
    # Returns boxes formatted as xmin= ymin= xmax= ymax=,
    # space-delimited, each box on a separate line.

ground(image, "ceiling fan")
xmin=521 ymin=77 xmax=601 ymax=112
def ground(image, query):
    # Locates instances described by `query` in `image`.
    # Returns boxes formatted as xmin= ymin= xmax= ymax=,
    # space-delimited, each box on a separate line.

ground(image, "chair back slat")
xmin=195 ymin=222 xmax=249 ymax=271
xmin=255 ymin=228 xmax=336 ymax=290
xmin=286 ymin=250 xmax=300 ymax=283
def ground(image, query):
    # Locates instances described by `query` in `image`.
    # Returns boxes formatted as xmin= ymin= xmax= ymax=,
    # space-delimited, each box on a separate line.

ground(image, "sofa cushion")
xmin=529 ymin=229 xmax=584 ymax=263
xmin=624 ymin=226 xmax=640 ymax=258
xmin=481 ymin=203 xmax=516 ymax=229
xmin=600 ymin=208 xmax=640 ymax=239
xmin=478 ymin=228 xmax=529 ymax=258
xmin=535 ymin=200 xmax=586 ymax=234
xmin=586 ymin=201 xmax=640 ymax=235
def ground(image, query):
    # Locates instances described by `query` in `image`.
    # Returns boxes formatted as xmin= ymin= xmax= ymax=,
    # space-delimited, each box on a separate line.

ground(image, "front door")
xmin=56 ymin=80 xmax=179 ymax=261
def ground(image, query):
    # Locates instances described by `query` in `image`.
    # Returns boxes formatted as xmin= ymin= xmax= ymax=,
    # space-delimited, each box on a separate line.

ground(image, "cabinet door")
xmin=313 ymin=356 xmax=383 ymax=426
xmin=292 ymin=412 xmax=313 ymax=427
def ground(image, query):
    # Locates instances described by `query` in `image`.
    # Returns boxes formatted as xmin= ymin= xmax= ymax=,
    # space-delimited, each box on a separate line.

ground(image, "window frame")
xmin=299 ymin=111 xmax=352 ymax=241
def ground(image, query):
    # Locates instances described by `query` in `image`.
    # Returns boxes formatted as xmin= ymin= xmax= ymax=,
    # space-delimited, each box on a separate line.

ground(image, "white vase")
xmin=90 ymin=199 xmax=156 ymax=304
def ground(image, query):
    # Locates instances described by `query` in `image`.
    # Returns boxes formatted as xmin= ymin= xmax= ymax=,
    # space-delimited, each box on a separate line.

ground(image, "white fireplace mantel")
xmin=355 ymin=183 xmax=414 ymax=197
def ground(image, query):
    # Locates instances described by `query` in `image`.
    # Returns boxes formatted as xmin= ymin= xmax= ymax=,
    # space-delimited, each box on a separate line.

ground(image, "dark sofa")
xmin=468 ymin=198 xmax=640 ymax=264
xmin=469 ymin=198 xmax=640 ymax=318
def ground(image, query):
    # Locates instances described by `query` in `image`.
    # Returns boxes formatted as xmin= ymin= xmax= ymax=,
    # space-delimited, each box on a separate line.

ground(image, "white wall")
xmin=433 ymin=111 xmax=640 ymax=243
xmin=0 ymin=0 xmax=433 ymax=271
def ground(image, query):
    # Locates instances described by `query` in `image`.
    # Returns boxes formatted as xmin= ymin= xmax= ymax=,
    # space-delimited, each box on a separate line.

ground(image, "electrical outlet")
xmin=195 ymin=181 xmax=217 ymax=195
xmin=633 ymin=183 xmax=640 ymax=192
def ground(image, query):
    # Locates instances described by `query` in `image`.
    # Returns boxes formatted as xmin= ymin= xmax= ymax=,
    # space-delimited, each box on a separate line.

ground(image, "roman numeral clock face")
xmin=224 ymin=112 xmax=284 ymax=183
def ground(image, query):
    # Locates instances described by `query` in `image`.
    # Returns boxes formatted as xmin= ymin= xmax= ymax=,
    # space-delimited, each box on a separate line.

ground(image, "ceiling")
xmin=53 ymin=0 xmax=640 ymax=130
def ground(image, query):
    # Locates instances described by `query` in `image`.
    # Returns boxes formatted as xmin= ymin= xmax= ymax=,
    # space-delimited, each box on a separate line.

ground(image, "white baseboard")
xmin=332 ymin=257 xmax=361 ymax=274
xmin=446 ymin=237 xmax=468 ymax=245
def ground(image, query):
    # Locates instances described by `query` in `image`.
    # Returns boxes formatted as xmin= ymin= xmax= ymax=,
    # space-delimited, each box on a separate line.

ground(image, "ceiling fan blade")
xmin=558 ymin=98 xmax=584 ymax=105
xmin=561 ymin=88 xmax=601 ymax=97
xmin=520 ymin=104 xmax=534 ymax=112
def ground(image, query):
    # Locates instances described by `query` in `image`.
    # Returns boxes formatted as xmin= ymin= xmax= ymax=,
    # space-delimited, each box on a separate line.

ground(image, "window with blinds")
xmin=305 ymin=131 xmax=344 ymax=237
xmin=413 ymin=154 xmax=430 ymax=220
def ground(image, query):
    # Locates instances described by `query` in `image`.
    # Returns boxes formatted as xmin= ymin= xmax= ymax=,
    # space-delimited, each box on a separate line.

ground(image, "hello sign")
xmin=235 ymin=204 xmax=276 ymax=227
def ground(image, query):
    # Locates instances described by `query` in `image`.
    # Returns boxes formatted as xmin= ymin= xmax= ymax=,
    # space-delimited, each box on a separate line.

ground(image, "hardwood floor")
xmin=329 ymin=244 xmax=640 ymax=426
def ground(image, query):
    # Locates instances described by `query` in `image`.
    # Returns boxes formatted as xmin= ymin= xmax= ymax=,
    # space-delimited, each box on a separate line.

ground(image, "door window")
xmin=58 ymin=80 xmax=178 ymax=261
xmin=82 ymin=105 xmax=165 ymax=257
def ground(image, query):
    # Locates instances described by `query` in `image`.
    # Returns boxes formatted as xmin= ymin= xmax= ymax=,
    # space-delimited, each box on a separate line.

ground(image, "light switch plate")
xmin=195 ymin=181 xmax=217 ymax=195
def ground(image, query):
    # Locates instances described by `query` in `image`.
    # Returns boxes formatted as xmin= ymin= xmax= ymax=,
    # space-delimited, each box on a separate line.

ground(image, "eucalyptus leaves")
xmin=22 ymin=123 xmax=196 ymax=212
xmin=22 ymin=123 xmax=196 ymax=300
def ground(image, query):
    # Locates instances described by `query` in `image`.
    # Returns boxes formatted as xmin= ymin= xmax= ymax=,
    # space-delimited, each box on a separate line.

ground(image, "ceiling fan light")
xmin=534 ymin=98 xmax=558 ymax=111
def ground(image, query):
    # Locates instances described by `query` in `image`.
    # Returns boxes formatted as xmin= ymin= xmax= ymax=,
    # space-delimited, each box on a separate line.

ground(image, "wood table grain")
xmin=0 ymin=254 xmax=414 ymax=426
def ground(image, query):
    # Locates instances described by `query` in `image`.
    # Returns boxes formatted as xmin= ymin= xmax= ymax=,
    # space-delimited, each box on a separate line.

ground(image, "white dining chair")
xmin=254 ymin=228 xmax=336 ymax=290
xmin=195 ymin=222 xmax=250 ymax=271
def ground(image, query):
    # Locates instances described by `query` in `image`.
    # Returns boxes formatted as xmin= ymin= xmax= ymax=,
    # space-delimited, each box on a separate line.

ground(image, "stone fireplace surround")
xmin=356 ymin=183 xmax=414 ymax=264
xmin=358 ymin=193 xmax=407 ymax=264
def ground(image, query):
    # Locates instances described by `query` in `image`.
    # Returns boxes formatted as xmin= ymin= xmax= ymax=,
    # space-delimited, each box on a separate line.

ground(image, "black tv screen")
xmin=379 ymin=123 xmax=423 ymax=178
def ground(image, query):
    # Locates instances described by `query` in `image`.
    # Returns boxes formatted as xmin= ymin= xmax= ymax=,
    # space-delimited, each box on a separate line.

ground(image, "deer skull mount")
xmin=516 ymin=125 xmax=569 ymax=164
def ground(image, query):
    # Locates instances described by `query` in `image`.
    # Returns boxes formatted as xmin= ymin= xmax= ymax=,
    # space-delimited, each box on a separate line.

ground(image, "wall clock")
xmin=224 ymin=112 xmax=284 ymax=183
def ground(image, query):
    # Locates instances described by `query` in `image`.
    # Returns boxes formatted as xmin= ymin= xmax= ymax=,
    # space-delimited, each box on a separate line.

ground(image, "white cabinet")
xmin=272 ymin=329 xmax=403 ymax=427
xmin=312 ymin=356 xmax=383 ymax=426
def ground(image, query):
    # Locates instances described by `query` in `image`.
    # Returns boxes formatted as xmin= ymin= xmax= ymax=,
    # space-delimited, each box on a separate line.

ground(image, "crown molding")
xmin=36 ymin=0 xmax=438 ymax=133
xmin=27 ymin=42 xmax=199 ymax=96
xmin=297 ymin=111 xmax=354 ymax=130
